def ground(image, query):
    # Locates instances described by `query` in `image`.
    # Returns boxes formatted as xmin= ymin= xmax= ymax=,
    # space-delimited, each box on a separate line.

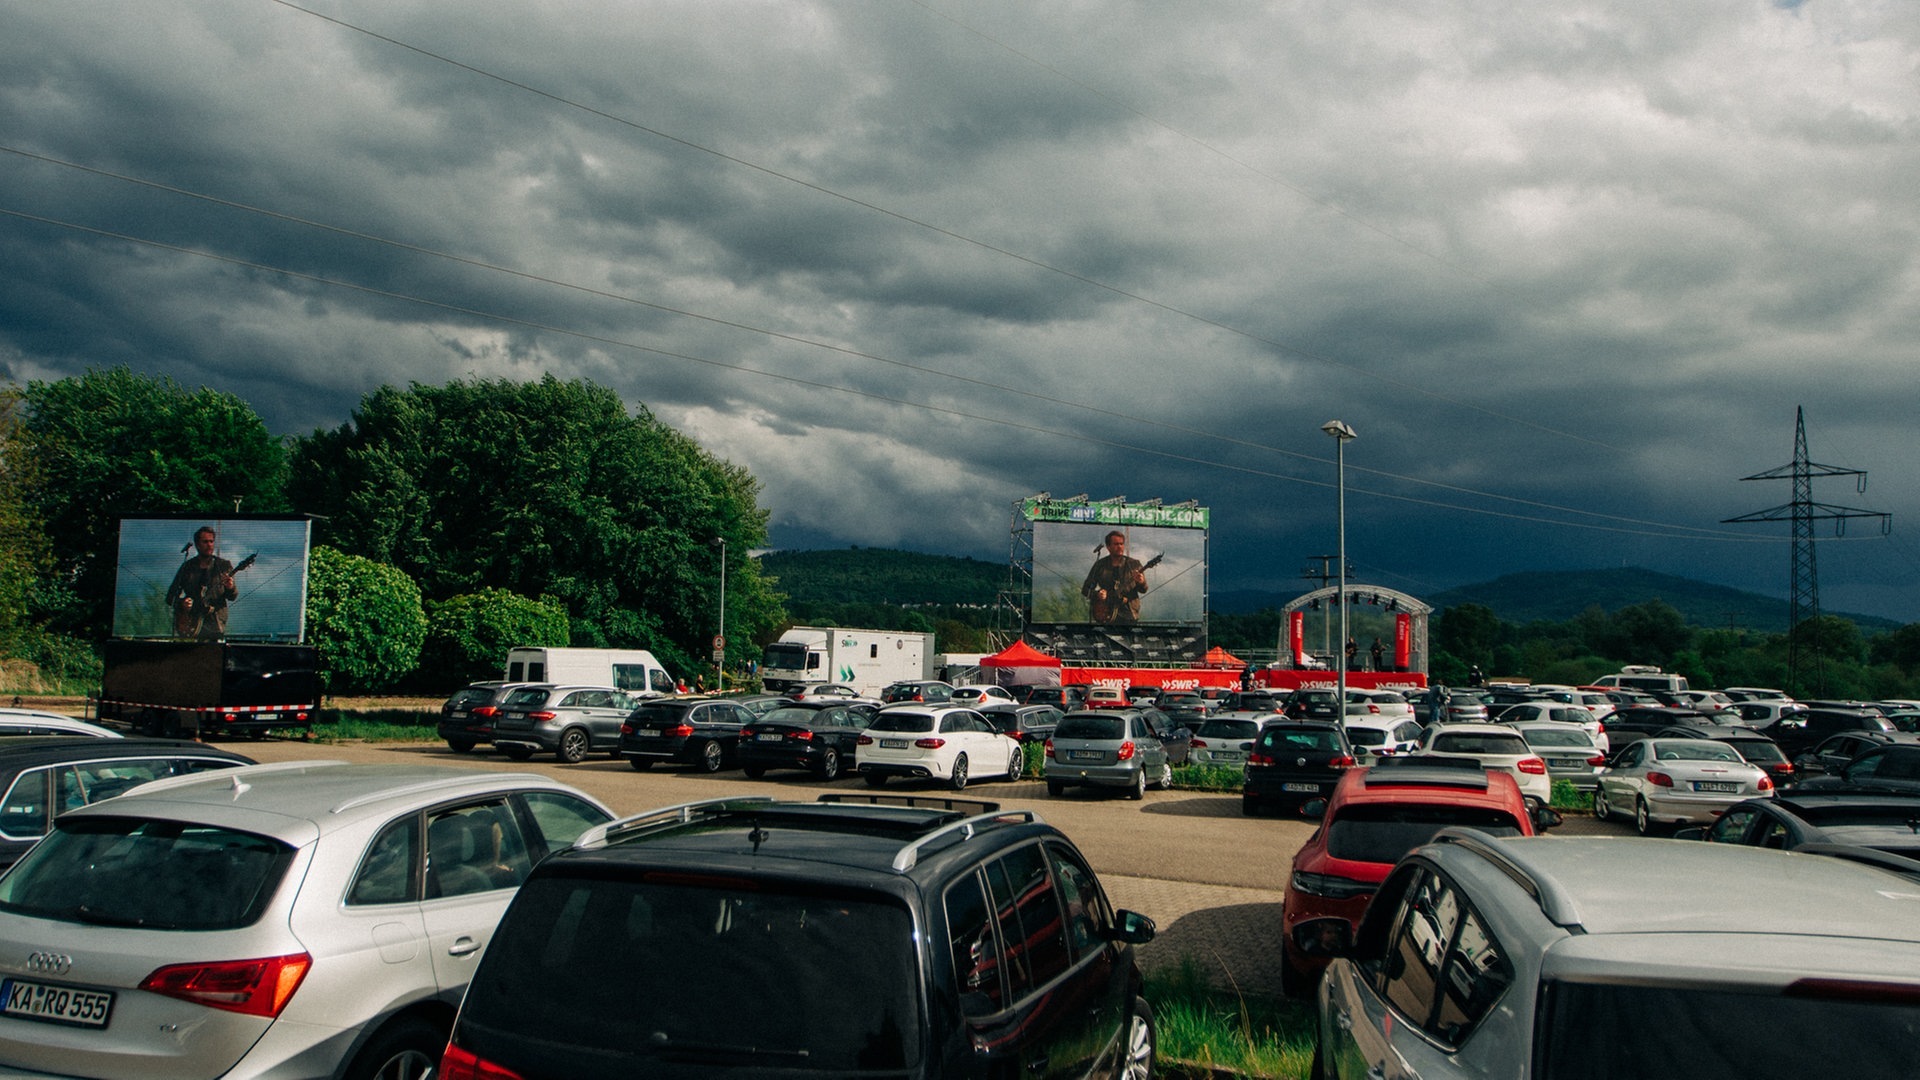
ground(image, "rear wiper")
xmin=649 ymin=1032 xmax=811 ymax=1063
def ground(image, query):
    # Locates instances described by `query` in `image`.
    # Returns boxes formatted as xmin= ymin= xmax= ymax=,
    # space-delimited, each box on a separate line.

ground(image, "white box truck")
xmin=505 ymin=647 xmax=679 ymax=698
xmin=760 ymin=627 xmax=933 ymax=696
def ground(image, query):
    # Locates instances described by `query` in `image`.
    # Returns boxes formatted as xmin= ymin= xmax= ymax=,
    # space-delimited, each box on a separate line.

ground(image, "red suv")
xmin=1279 ymin=761 xmax=1555 ymax=995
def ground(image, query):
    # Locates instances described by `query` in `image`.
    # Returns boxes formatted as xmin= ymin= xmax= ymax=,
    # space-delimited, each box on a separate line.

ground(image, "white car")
xmin=1341 ymin=717 xmax=1424 ymax=759
xmin=1342 ymin=689 xmax=1413 ymax=719
xmin=855 ymin=706 xmax=1021 ymax=790
xmin=1492 ymin=701 xmax=1610 ymax=753
xmin=787 ymin=683 xmax=877 ymax=705
xmin=1594 ymin=737 xmax=1775 ymax=835
xmin=1411 ymin=722 xmax=1552 ymax=807
xmin=947 ymin=684 xmax=1017 ymax=707
xmin=0 ymin=710 xmax=121 ymax=738
xmin=1673 ymin=690 xmax=1736 ymax=713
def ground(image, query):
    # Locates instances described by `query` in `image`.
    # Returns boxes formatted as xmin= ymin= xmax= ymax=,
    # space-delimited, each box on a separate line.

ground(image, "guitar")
xmin=179 ymin=553 xmax=256 ymax=638
xmin=1088 ymin=552 xmax=1162 ymax=624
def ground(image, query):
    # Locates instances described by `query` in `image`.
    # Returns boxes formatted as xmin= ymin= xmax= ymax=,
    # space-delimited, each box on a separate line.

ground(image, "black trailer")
xmin=98 ymin=640 xmax=320 ymax=739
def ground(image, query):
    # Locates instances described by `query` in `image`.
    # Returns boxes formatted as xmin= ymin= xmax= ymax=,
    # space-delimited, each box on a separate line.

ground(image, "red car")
xmin=1279 ymin=761 xmax=1553 ymax=995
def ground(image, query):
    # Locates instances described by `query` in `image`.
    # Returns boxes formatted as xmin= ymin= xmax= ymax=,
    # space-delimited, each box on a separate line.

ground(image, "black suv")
xmin=619 ymin=696 xmax=758 ymax=773
xmin=436 ymin=680 xmax=528 ymax=753
xmin=440 ymin=795 xmax=1159 ymax=1079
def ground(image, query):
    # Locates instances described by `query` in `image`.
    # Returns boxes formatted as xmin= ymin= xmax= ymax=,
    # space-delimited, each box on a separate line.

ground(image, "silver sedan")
xmin=1594 ymin=738 xmax=1775 ymax=836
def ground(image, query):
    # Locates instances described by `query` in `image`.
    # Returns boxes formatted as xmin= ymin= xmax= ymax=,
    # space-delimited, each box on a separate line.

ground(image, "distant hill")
xmin=1220 ymin=567 xmax=1900 ymax=633
xmin=758 ymin=547 xmax=1005 ymax=606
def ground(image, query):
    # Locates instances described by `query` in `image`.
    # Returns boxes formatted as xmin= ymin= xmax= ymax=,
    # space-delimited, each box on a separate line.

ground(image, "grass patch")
xmin=1146 ymin=956 xmax=1315 ymax=1079
xmin=1171 ymin=763 xmax=1244 ymax=792
xmin=1550 ymin=779 xmax=1593 ymax=812
xmin=307 ymin=708 xmax=438 ymax=743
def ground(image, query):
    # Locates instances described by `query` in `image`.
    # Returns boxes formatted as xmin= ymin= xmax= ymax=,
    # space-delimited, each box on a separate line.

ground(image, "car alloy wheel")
xmin=1119 ymin=997 xmax=1155 ymax=1080
xmin=698 ymin=739 xmax=724 ymax=773
xmin=1153 ymin=762 xmax=1173 ymax=790
xmin=949 ymin=753 xmax=970 ymax=791
xmin=349 ymin=1016 xmax=444 ymax=1080
xmin=1127 ymin=768 xmax=1146 ymax=801
xmin=1593 ymin=785 xmax=1612 ymax=821
xmin=1635 ymin=797 xmax=1656 ymax=836
xmin=817 ymin=747 xmax=840 ymax=781
xmin=1006 ymin=746 xmax=1024 ymax=781
xmin=557 ymin=728 xmax=590 ymax=764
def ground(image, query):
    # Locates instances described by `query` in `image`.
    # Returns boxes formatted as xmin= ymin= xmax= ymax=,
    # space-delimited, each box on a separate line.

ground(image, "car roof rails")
xmin=1429 ymin=827 xmax=1584 ymax=929
xmin=891 ymin=809 xmax=1040 ymax=873
xmin=574 ymin=796 xmax=777 ymax=849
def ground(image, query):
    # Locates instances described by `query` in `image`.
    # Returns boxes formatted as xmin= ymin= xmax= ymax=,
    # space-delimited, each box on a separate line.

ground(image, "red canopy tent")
xmin=1201 ymin=646 xmax=1246 ymax=669
xmin=979 ymin=640 xmax=1062 ymax=688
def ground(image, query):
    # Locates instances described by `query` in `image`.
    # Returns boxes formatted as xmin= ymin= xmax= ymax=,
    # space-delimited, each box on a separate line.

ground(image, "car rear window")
xmin=1262 ymin=727 xmax=1341 ymax=752
xmin=1197 ymin=720 xmax=1259 ymax=740
xmin=1346 ymin=728 xmax=1388 ymax=746
xmin=1055 ymin=716 xmax=1124 ymax=741
xmin=1521 ymin=728 xmax=1593 ymax=748
xmin=456 ymin=874 xmax=921 ymax=1075
xmin=1325 ymin=804 xmax=1525 ymax=864
xmin=503 ymin=688 xmax=553 ymax=707
xmin=1431 ymin=732 xmax=1531 ymax=756
xmin=0 ymin=817 xmax=293 ymax=930
xmin=630 ymin=702 xmax=693 ymax=724
xmin=869 ymin=711 xmax=935 ymax=734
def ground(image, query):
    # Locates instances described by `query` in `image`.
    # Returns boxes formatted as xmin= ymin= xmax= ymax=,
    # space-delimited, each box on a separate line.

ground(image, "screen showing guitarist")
xmin=166 ymin=526 xmax=251 ymax=639
xmin=1083 ymin=530 xmax=1157 ymax=625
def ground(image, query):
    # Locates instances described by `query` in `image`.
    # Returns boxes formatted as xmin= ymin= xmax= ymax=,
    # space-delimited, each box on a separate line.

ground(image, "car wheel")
xmin=1118 ymin=996 xmax=1155 ymax=1080
xmin=1280 ymin=950 xmax=1310 ymax=999
xmin=743 ymin=765 xmax=767 ymax=779
xmin=557 ymin=728 xmax=590 ymax=764
xmin=1152 ymin=762 xmax=1173 ymax=790
xmin=1127 ymin=768 xmax=1146 ymax=801
xmin=1635 ymin=797 xmax=1662 ymax=837
xmin=697 ymin=739 xmax=725 ymax=774
xmin=346 ymin=1015 xmax=443 ymax=1080
xmin=1592 ymin=785 xmax=1612 ymax=821
xmin=628 ymin=757 xmax=653 ymax=772
xmin=1047 ymin=779 xmax=1066 ymax=796
xmin=445 ymin=739 xmax=476 ymax=754
xmin=949 ymin=753 xmax=970 ymax=791
xmin=502 ymin=745 xmax=534 ymax=762
xmin=864 ymin=772 xmax=888 ymax=788
xmin=1242 ymin=795 xmax=1262 ymax=817
xmin=816 ymin=747 xmax=841 ymax=781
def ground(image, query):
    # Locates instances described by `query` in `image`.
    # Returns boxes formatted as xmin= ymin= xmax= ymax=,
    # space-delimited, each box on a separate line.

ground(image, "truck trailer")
xmin=760 ymin=627 xmax=933 ymax=696
xmin=97 ymin=639 xmax=320 ymax=738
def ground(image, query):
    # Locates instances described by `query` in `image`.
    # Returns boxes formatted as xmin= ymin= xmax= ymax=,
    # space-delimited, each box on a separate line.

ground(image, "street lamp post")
xmin=712 ymin=536 xmax=727 ymax=692
xmin=1321 ymin=420 xmax=1356 ymax=715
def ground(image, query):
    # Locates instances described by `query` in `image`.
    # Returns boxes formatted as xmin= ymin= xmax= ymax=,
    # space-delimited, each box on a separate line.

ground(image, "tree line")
xmin=0 ymin=369 xmax=783 ymax=694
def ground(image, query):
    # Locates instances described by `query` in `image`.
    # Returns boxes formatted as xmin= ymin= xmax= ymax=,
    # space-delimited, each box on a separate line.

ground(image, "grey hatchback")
xmin=1045 ymin=709 xmax=1175 ymax=799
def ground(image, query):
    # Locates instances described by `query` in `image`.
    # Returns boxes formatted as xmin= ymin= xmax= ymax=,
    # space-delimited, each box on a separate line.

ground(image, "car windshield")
xmin=1540 ymin=981 xmax=1920 ymax=1080
xmin=868 ymin=712 xmax=935 ymax=734
xmin=1197 ymin=720 xmax=1259 ymax=740
xmin=1055 ymin=716 xmax=1124 ymax=741
xmin=1325 ymin=804 xmax=1525 ymax=864
xmin=0 ymin=816 xmax=294 ymax=930
xmin=457 ymin=874 xmax=923 ymax=1077
xmin=1652 ymin=743 xmax=1740 ymax=762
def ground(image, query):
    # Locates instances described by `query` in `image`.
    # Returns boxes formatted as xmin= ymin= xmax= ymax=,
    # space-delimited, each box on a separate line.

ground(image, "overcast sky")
xmin=4 ymin=1 xmax=1917 ymax=621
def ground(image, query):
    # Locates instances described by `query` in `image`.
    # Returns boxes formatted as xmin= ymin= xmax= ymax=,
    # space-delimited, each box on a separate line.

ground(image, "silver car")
xmin=1595 ymin=737 xmax=1775 ymax=835
xmin=1044 ymin=708 xmax=1175 ymax=799
xmin=1509 ymin=720 xmax=1607 ymax=791
xmin=0 ymin=761 xmax=613 ymax=1080
xmin=490 ymin=683 xmax=639 ymax=763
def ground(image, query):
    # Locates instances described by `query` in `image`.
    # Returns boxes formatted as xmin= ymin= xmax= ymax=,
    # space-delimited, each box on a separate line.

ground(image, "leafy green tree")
xmin=305 ymin=546 xmax=426 ymax=694
xmin=0 ymin=388 xmax=47 ymax=656
xmin=287 ymin=376 xmax=781 ymax=673
xmin=1869 ymin=623 xmax=1920 ymax=673
xmin=18 ymin=368 xmax=288 ymax=638
xmin=1596 ymin=600 xmax=1690 ymax=666
xmin=1434 ymin=604 xmax=1501 ymax=667
xmin=419 ymin=588 xmax=571 ymax=687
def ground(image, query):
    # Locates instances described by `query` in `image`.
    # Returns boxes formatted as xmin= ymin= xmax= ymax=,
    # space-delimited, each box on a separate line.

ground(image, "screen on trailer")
xmin=1029 ymin=514 xmax=1207 ymax=626
xmin=111 ymin=517 xmax=313 ymax=642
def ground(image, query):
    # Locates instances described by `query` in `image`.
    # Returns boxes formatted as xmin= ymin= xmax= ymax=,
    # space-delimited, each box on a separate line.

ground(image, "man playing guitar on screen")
xmin=1083 ymin=530 xmax=1158 ymax=625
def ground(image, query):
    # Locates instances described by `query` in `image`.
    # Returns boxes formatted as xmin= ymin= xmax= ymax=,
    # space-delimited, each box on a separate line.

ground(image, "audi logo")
xmin=25 ymin=952 xmax=71 ymax=976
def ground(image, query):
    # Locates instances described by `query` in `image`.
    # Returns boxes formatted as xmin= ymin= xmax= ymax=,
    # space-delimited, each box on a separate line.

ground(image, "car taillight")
xmin=1247 ymin=752 xmax=1272 ymax=765
xmin=1289 ymin=871 xmax=1375 ymax=900
xmin=1587 ymin=755 xmax=1608 ymax=767
xmin=1771 ymin=762 xmax=1795 ymax=775
xmin=440 ymin=1043 xmax=528 ymax=1080
xmin=528 ymin=711 xmax=556 ymax=722
xmin=472 ymin=706 xmax=499 ymax=719
xmin=1757 ymin=775 xmax=1774 ymax=791
xmin=138 ymin=953 xmax=311 ymax=1018
xmin=790 ymin=729 xmax=813 ymax=740
xmin=857 ymin=734 xmax=874 ymax=745
xmin=1190 ymin=737 xmax=1209 ymax=748
xmin=1116 ymin=740 xmax=1137 ymax=761
xmin=1518 ymin=757 xmax=1547 ymax=775
xmin=1044 ymin=738 xmax=1055 ymax=759
xmin=1595 ymin=721 xmax=1606 ymax=733
xmin=670 ymin=724 xmax=694 ymax=737
xmin=915 ymin=738 xmax=946 ymax=749
xmin=1647 ymin=771 xmax=1674 ymax=788
xmin=1329 ymin=755 xmax=1356 ymax=769
xmin=620 ymin=723 xmax=634 ymax=735
xmin=1366 ymin=704 xmax=1381 ymax=714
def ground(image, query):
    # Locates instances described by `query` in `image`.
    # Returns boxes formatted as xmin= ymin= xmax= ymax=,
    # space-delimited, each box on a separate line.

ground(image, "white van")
xmin=1591 ymin=665 xmax=1689 ymax=695
xmin=505 ymin=647 xmax=678 ymax=698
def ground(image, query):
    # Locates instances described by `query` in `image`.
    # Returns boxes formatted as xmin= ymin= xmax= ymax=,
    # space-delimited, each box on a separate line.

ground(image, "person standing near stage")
xmin=166 ymin=526 xmax=238 ymax=640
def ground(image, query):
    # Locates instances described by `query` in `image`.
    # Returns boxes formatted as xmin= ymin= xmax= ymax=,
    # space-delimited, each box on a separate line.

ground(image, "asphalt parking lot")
xmin=240 ymin=738 xmax=1634 ymax=995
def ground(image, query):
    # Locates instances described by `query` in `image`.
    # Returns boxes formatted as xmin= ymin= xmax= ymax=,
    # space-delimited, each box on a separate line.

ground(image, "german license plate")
xmin=1282 ymin=782 xmax=1320 ymax=793
xmin=1694 ymin=781 xmax=1739 ymax=793
xmin=1070 ymin=750 xmax=1105 ymax=762
xmin=1550 ymin=758 xmax=1585 ymax=769
xmin=881 ymin=738 xmax=909 ymax=749
xmin=641 ymin=728 xmax=662 ymax=737
xmin=449 ymin=710 xmax=467 ymax=719
xmin=1 ymin=978 xmax=113 ymax=1028
xmin=1214 ymin=752 xmax=1243 ymax=762
xmin=757 ymin=732 xmax=784 ymax=742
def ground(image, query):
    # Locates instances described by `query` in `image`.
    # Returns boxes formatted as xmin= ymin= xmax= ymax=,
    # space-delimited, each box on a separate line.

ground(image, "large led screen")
xmin=111 ymin=517 xmax=313 ymax=642
xmin=1030 ymin=521 xmax=1206 ymax=626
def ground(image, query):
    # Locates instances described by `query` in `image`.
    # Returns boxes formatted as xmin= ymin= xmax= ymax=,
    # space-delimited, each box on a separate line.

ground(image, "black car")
xmin=979 ymin=702 xmax=1063 ymax=743
xmin=737 ymin=702 xmax=877 ymax=780
xmin=620 ymin=697 xmax=758 ymax=773
xmin=1228 ymin=690 xmax=1286 ymax=714
xmin=1242 ymin=720 xmax=1356 ymax=816
xmin=1282 ymin=688 xmax=1342 ymax=721
xmin=1762 ymin=707 xmax=1898 ymax=759
xmin=436 ymin=680 xmax=529 ymax=753
xmin=1791 ymin=730 xmax=1915 ymax=783
xmin=1798 ymin=742 xmax=1920 ymax=795
xmin=0 ymin=737 xmax=255 ymax=869
xmin=1017 ymin=686 xmax=1085 ymax=710
xmin=440 ymin=794 xmax=1158 ymax=1080
xmin=880 ymin=680 xmax=955 ymax=704
xmin=1680 ymin=790 xmax=1920 ymax=861
xmin=1598 ymin=706 xmax=1725 ymax=747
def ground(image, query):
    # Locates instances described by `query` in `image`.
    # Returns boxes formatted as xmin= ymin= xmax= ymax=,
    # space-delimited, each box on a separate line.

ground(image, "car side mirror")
xmin=1532 ymin=806 xmax=1563 ymax=831
xmin=1300 ymin=798 xmax=1328 ymax=821
xmin=1110 ymin=909 xmax=1157 ymax=945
